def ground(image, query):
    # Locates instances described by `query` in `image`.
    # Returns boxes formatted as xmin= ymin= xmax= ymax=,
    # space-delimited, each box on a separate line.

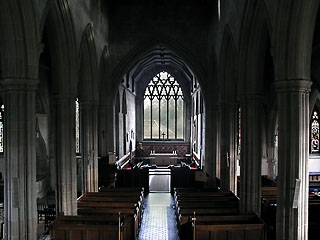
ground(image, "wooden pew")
xmin=261 ymin=186 xmax=320 ymax=240
xmin=50 ymin=215 xmax=125 ymax=240
xmin=191 ymin=214 xmax=265 ymax=240
xmin=179 ymin=208 xmax=240 ymax=226
xmin=174 ymin=188 xmax=240 ymax=232
xmin=76 ymin=189 xmax=144 ymax=239
xmin=82 ymin=192 xmax=144 ymax=206
xmin=77 ymin=208 xmax=139 ymax=240
xmin=99 ymin=187 xmax=144 ymax=193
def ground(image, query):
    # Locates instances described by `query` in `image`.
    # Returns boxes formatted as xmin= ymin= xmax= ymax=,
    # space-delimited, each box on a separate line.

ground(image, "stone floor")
xmin=138 ymin=192 xmax=179 ymax=240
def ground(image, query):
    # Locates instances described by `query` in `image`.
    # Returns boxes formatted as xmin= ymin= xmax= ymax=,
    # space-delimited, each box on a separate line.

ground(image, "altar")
xmin=149 ymin=153 xmax=178 ymax=166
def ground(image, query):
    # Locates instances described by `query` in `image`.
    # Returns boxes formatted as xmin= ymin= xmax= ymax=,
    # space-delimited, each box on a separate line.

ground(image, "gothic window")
xmin=311 ymin=109 xmax=320 ymax=153
xmin=144 ymin=71 xmax=184 ymax=140
xmin=0 ymin=105 xmax=4 ymax=153
xmin=75 ymin=98 xmax=80 ymax=154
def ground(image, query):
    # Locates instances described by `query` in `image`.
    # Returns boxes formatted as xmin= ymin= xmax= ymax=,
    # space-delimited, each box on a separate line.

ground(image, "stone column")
xmin=240 ymin=95 xmax=262 ymax=216
xmin=81 ymin=101 xmax=98 ymax=192
xmin=3 ymin=79 xmax=38 ymax=240
xmin=99 ymin=103 xmax=108 ymax=158
xmin=220 ymin=103 xmax=237 ymax=192
xmin=135 ymin=98 xmax=144 ymax=143
xmin=204 ymin=105 xmax=220 ymax=187
xmin=54 ymin=94 xmax=77 ymax=215
xmin=275 ymin=80 xmax=310 ymax=240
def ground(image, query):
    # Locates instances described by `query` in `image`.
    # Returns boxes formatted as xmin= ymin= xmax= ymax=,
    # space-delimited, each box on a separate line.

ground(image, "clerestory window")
xmin=311 ymin=109 xmax=320 ymax=153
xmin=0 ymin=105 xmax=3 ymax=153
xmin=144 ymin=71 xmax=184 ymax=140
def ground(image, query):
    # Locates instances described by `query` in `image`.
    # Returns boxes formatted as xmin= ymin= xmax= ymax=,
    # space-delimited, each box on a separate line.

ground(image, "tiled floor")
xmin=138 ymin=193 xmax=179 ymax=240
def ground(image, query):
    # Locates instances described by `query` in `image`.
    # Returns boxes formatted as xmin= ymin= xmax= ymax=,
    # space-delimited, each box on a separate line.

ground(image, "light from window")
xmin=144 ymin=71 xmax=184 ymax=140
xmin=0 ymin=105 xmax=4 ymax=153
xmin=311 ymin=110 xmax=320 ymax=153
xmin=238 ymin=107 xmax=241 ymax=155
xmin=75 ymin=98 xmax=80 ymax=154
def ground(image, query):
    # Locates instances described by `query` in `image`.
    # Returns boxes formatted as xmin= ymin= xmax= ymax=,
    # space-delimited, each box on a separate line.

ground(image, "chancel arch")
xmin=112 ymin=42 xmax=207 ymax=193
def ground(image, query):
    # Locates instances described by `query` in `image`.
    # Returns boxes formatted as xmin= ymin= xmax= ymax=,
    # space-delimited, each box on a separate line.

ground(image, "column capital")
xmin=0 ymin=78 xmax=39 ymax=91
xmin=275 ymin=80 xmax=312 ymax=93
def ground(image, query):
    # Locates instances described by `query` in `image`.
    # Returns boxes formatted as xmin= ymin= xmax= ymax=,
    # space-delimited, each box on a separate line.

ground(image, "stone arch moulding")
xmin=274 ymin=0 xmax=320 ymax=80
xmin=206 ymin=45 xmax=219 ymax=109
xmin=0 ymin=0 xmax=39 ymax=80
xmin=78 ymin=23 xmax=99 ymax=102
xmin=99 ymin=45 xmax=111 ymax=101
xmin=220 ymin=25 xmax=237 ymax=103
xmin=238 ymin=0 xmax=273 ymax=95
xmin=40 ymin=0 xmax=78 ymax=95
xmin=110 ymin=36 xmax=207 ymax=100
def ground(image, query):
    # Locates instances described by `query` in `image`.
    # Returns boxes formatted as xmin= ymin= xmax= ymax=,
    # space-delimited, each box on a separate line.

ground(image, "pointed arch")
xmin=274 ymin=0 xmax=320 ymax=80
xmin=0 ymin=0 xmax=39 ymax=80
xmin=220 ymin=25 xmax=238 ymax=103
xmin=206 ymin=46 xmax=219 ymax=108
xmin=109 ymin=36 xmax=207 ymax=98
xmin=238 ymin=0 xmax=273 ymax=95
xmin=78 ymin=23 xmax=99 ymax=102
xmin=41 ymin=0 xmax=78 ymax=94
xmin=99 ymin=45 xmax=111 ymax=101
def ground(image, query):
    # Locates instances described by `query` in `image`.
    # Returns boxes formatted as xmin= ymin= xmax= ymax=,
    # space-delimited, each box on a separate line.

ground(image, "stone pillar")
xmin=135 ymin=98 xmax=144 ymax=143
xmin=240 ymin=95 xmax=262 ymax=216
xmin=220 ymin=103 xmax=237 ymax=192
xmin=204 ymin=105 xmax=220 ymax=187
xmin=54 ymin=94 xmax=77 ymax=215
xmin=99 ymin=103 xmax=108 ymax=157
xmin=3 ymin=79 xmax=38 ymax=240
xmin=275 ymin=80 xmax=310 ymax=240
xmin=81 ymin=101 xmax=98 ymax=192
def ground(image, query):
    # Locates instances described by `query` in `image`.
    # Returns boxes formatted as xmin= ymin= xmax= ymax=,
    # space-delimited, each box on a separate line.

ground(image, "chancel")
xmin=0 ymin=0 xmax=320 ymax=240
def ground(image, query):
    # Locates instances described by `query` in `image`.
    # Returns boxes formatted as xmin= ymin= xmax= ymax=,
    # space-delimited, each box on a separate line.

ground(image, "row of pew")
xmin=261 ymin=186 xmax=320 ymax=240
xmin=174 ymin=188 xmax=266 ymax=240
xmin=50 ymin=187 xmax=144 ymax=240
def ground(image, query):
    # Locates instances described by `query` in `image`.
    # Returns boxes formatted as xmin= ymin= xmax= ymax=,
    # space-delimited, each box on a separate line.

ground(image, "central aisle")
xmin=138 ymin=193 xmax=179 ymax=240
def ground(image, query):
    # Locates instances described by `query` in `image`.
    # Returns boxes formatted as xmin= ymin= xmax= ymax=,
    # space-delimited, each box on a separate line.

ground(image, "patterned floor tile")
xmin=138 ymin=193 xmax=179 ymax=240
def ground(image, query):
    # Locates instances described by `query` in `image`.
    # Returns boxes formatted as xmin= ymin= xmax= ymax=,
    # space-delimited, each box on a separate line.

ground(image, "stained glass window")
xmin=144 ymin=71 xmax=184 ymax=140
xmin=0 ymin=105 xmax=4 ymax=153
xmin=311 ymin=110 xmax=320 ymax=153
xmin=75 ymin=98 xmax=80 ymax=154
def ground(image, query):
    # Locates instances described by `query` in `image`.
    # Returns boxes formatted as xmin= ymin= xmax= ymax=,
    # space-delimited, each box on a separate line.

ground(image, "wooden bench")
xmin=50 ymin=215 xmax=125 ymax=240
xmin=82 ymin=192 xmax=144 ymax=206
xmin=77 ymin=201 xmax=142 ymax=230
xmin=190 ymin=214 xmax=265 ymax=240
xmin=174 ymin=188 xmax=244 ymax=239
xmin=77 ymin=208 xmax=139 ymax=240
xmin=76 ymin=189 xmax=144 ymax=239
